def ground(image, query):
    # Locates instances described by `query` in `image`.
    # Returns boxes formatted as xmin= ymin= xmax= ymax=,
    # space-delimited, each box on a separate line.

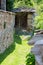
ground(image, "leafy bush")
xmin=6 ymin=0 xmax=14 ymax=11
xmin=6 ymin=0 xmax=34 ymax=11
xmin=13 ymin=0 xmax=34 ymax=8
xmin=34 ymin=13 xmax=43 ymax=29
xmin=26 ymin=53 xmax=35 ymax=65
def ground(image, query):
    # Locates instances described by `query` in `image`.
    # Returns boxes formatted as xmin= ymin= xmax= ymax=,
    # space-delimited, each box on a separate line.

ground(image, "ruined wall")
xmin=0 ymin=10 xmax=15 ymax=53
xmin=27 ymin=13 xmax=34 ymax=31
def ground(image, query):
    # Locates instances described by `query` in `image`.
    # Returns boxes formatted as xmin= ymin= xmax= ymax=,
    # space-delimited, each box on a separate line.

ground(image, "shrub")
xmin=26 ymin=53 xmax=35 ymax=65
xmin=6 ymin=0 xmax=14 ymax=11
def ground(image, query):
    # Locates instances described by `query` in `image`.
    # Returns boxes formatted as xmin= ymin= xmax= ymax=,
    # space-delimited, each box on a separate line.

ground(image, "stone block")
xmin=28 ymin=34 xmax=43 ymax=45
xmin=31 ymin=40 xmax=43 ymax=65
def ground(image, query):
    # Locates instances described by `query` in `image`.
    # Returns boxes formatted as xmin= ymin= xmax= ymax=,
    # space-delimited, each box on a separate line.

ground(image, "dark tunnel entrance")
xmin=15 ymin=12 xmax=27 ymax=30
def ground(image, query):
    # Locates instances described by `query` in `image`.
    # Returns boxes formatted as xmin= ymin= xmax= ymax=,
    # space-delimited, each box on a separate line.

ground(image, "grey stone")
xmin=28 ymin=34 xmax=43 ymax=45
xmin=31 ymin=40 xmax=43 ymax=65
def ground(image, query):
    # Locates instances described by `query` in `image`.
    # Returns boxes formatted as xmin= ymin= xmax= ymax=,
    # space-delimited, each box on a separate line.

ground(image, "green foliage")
xmin=34 ymin=13 xmax=43 ymax=29
xmin=34 ymin=0 xmax=43 ymax=30
xmin=6 ymin=0 xmax=35 ymax=10
xmin=26 ymin=53 xmax=35 ymax=65
xmin=13 ymin=0 xmax=34 ymax=8
xmin=14 ymin=1 xmax=26 ymax=8
xmin=38 ymin=4 xmax=43 ymax=13
xmin=6 ymin=0 xmax=14 ymax=11
xmin=6 ymin=0 xmax=35 ymax=11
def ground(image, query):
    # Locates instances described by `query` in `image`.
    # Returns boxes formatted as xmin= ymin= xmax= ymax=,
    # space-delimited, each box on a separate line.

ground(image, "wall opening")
xmin=15 ymin=12 xmax=27 ymax=30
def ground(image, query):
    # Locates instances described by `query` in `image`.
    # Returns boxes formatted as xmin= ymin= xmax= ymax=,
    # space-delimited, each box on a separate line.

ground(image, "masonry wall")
xmin=0 ymin=10 xmax=15 ymax=53
xmin=27 ymin=13 xmax=34 ymax=31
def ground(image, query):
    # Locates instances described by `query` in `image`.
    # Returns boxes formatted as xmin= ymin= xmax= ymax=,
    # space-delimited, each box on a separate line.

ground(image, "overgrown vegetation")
xmin=6 ymin=0 xmax=43 ymax=30
xmin=5 ymin=0 xmax=43 ymax=65
xmin=6 ymin=0 xmax=34 ymax=10
xmin=26 ymin=53 xmax=35 ymax=65
xmin=6 ymin=0 xmax=14 ymax=11
xmin=34 ymin=0 xmax=43 ymax=30
xmin=13 ymin=0 xmax=34 ymax=8
xmin=0 ymin=33 xmax=34 ymax=65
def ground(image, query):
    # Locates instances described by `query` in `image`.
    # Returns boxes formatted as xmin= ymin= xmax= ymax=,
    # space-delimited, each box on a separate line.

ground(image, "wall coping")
xmin=0 ymin=9 xmax=15 ymax=15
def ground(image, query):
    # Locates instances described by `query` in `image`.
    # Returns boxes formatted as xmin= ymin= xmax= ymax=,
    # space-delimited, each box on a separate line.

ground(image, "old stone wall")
xmin=27 ymin=13 xmax=34 ymax=31
xmin=0 ymin=10 xmax=15 ymax=53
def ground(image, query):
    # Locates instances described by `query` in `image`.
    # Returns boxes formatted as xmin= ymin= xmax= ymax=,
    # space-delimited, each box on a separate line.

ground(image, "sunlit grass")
xmin=0 ymin=35 xmax=33 ymax=65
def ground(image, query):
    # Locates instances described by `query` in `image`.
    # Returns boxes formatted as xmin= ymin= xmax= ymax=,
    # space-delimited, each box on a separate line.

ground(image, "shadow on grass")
xmin=26 ymin=53 xmax=35 ymax=65
xmin=0 ymin=43 xmax=16 ymax=64
xmin=0 ymin=32 xmax=22 ymax=64
xmin=14 ymin=33 xmax=22 ymax=44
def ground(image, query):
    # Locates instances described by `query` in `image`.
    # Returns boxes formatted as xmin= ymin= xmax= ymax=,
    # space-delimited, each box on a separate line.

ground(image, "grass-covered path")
xmin=0 ymin=31 xmax=35 ymax=65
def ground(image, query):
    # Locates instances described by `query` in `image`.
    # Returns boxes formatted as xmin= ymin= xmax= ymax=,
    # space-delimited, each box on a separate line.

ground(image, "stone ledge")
xmin=0 ymin=9 xmax=15 ymax=15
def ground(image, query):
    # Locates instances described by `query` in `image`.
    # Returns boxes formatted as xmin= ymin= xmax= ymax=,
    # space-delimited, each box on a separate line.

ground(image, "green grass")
xmin=0 ymin=33 xmax=35 ymax=65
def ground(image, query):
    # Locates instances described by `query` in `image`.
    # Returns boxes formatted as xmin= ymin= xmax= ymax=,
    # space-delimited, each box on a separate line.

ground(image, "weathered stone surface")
xmin=31 ymin=40 xmax=43 ymax=65
xmin=0 ymin=10 xmax=15 ymax=53
xmin=28 ymin=34 xmax=43 ymax=45
xmin=27 ymin=13 xmax=34 ymax=31
xmin=31 ymin=46 xmax=40 ymax=55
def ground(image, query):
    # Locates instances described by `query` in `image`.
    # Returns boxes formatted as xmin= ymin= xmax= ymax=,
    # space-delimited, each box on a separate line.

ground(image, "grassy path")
xmin=0 ymin=34 xmax=33 ymax=65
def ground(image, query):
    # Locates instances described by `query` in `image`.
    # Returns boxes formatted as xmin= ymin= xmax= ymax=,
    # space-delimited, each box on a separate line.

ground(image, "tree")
xmin=6 ymin=0 xmax=14 ymax=11
xmin=13 ymin=0 xmax=34 ymax=8
xmin=33 ymin=0 xmax=43 ymax=30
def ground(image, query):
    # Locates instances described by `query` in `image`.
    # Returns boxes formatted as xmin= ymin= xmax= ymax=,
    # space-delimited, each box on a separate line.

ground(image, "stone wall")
xmin=27 ymin=13 xmax=34 ymax=31
xmin=0 ymin=10 xmax=15 ymax=53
